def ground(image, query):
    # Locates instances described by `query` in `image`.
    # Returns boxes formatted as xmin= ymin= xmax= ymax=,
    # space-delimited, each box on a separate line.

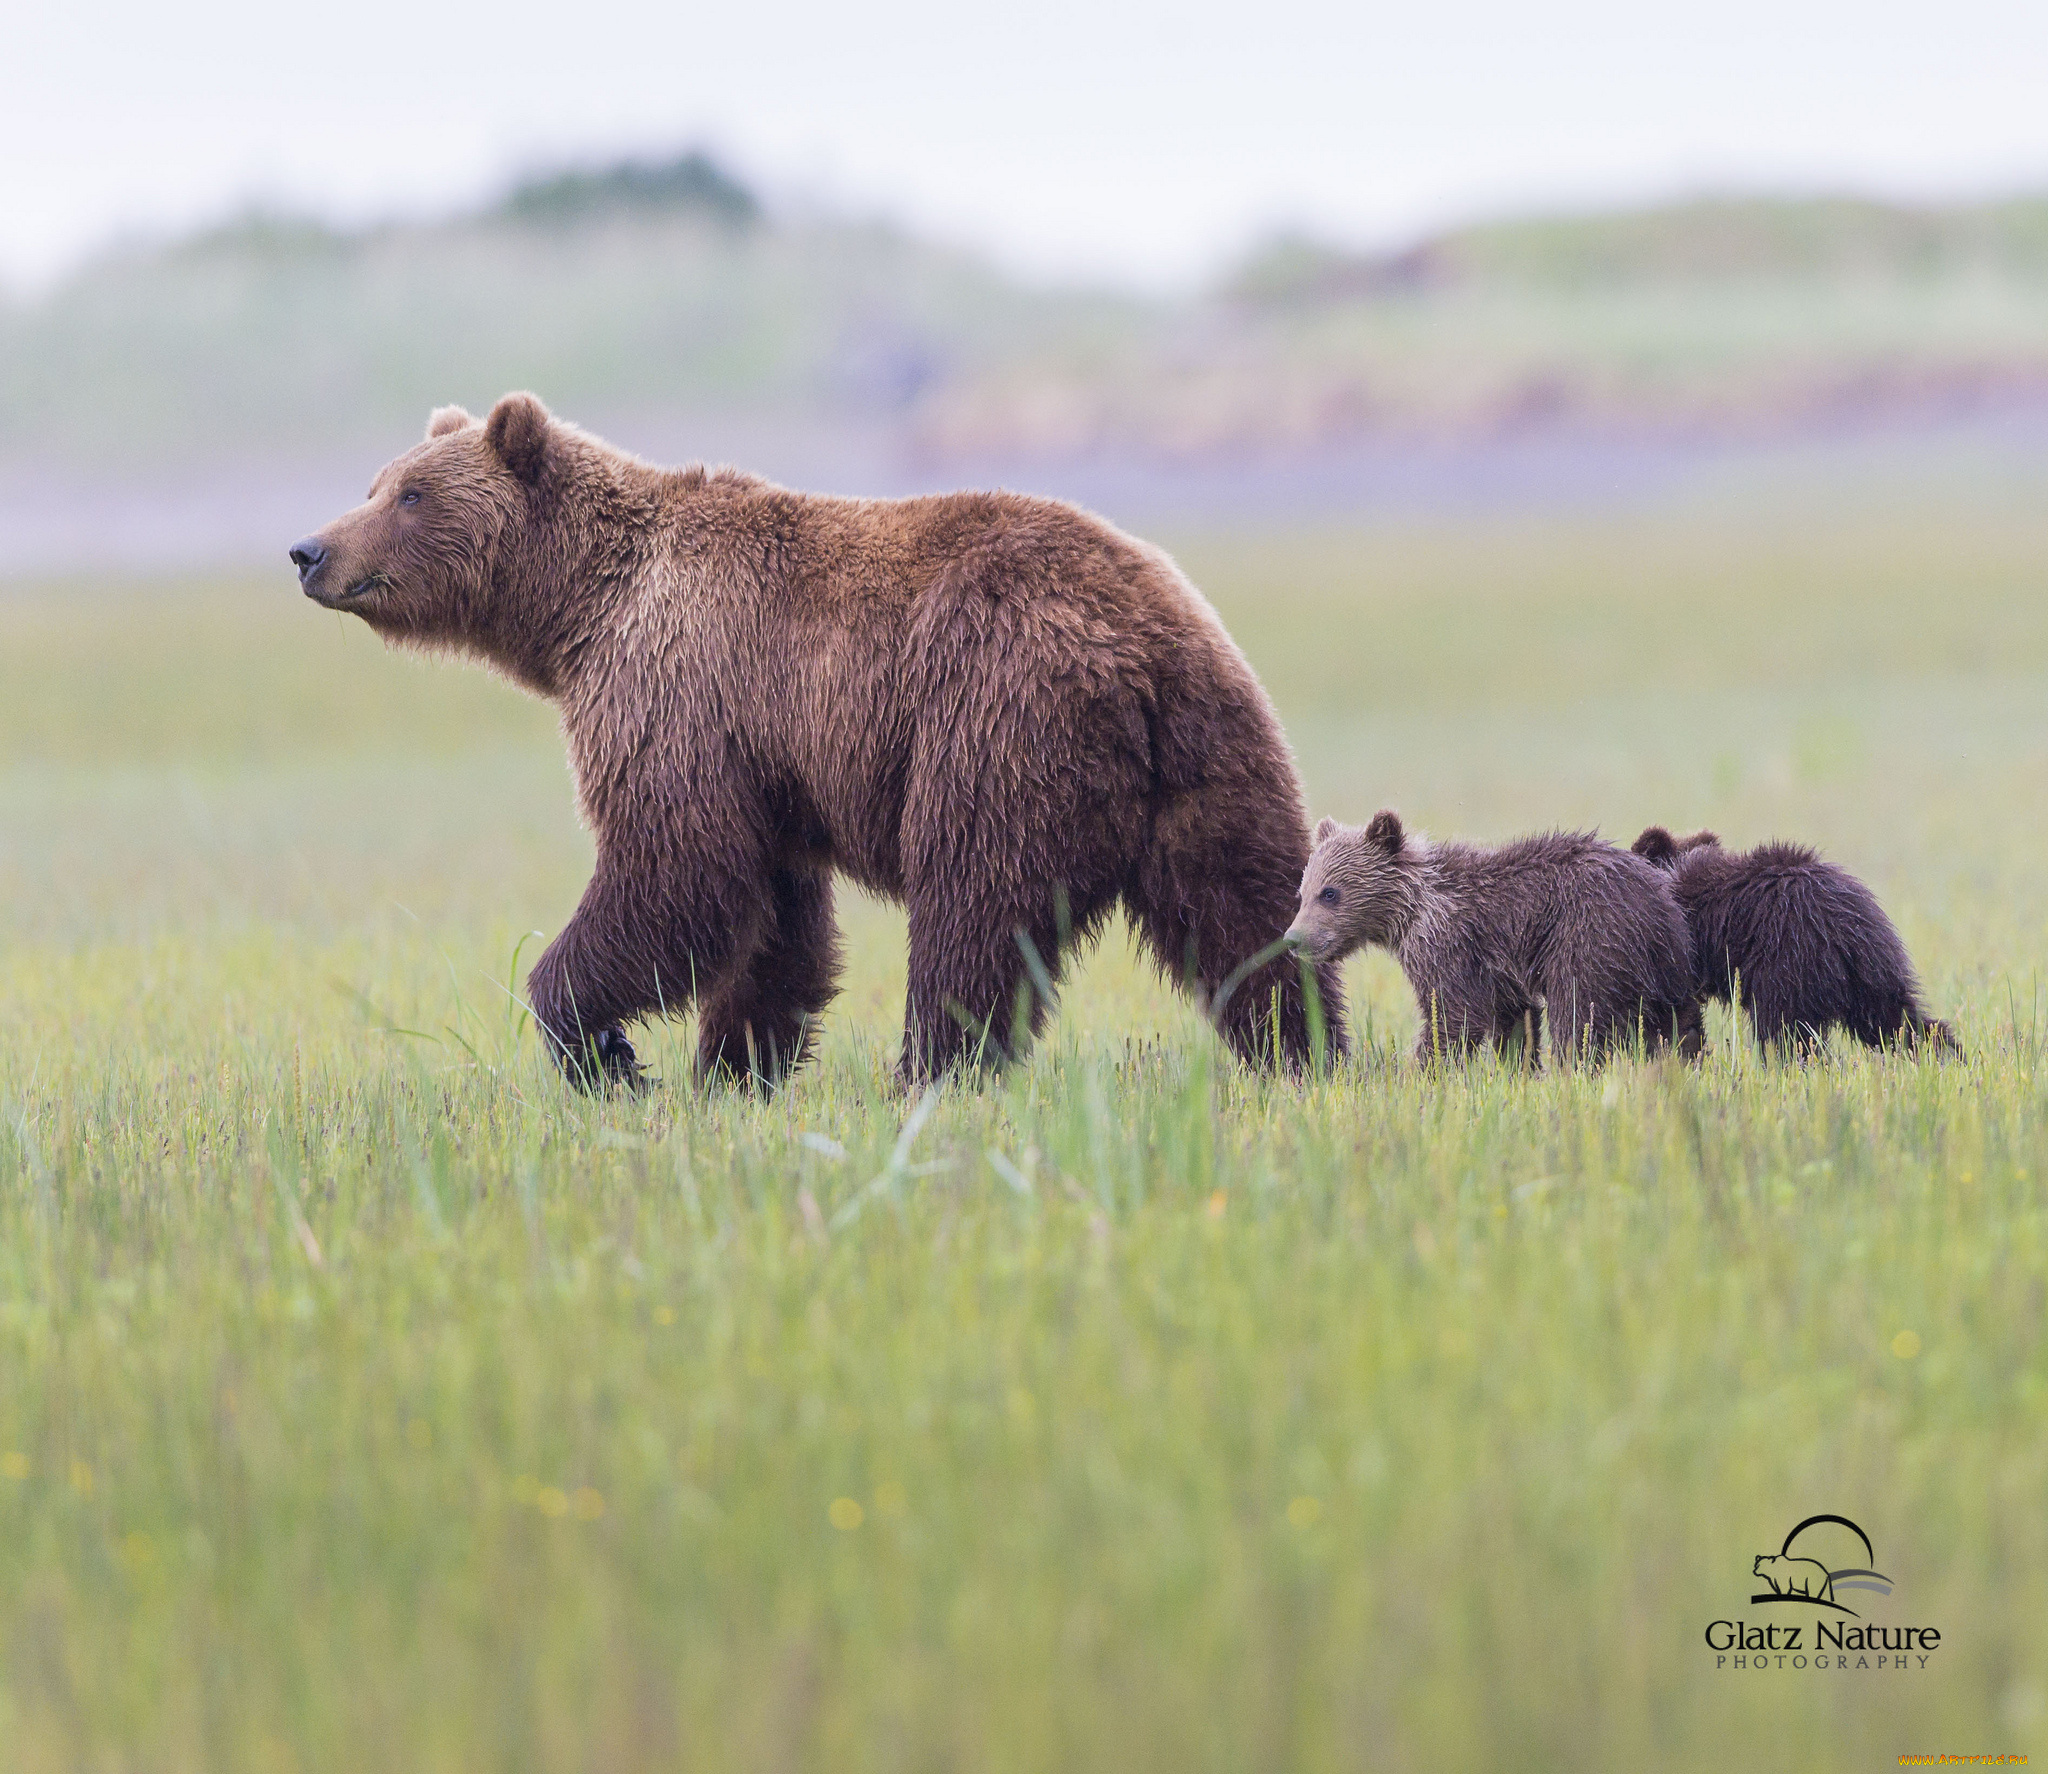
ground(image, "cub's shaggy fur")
xmin=1632 ymin=827 xmax=1955 ymax=1055
xmin=1286 ymin=812 xmax=1702 ymax=1065
xmin=291 ymin=394 xmax=1344 ymax=1089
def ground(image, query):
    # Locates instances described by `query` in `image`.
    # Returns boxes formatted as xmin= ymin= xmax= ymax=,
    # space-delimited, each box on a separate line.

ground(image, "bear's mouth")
xmin=340 ymin=572 xmax=391 ymax=601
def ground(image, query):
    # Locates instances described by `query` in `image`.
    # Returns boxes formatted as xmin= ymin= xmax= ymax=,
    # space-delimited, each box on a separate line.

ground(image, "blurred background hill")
xmin=0 ymin=153 xmax=1133 ymax=470
xmin=7 ymin=149 xmax=2048 ymax=570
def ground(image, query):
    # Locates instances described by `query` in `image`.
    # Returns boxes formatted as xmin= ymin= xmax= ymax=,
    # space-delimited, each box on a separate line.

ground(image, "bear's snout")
xmin=289 ymin=537 xmax=329 ymax=588
xmin=1282 ymin=919 xmax=1326 ymax=961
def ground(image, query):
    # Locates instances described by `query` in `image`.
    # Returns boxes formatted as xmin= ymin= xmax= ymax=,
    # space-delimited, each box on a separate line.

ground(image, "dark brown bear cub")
xmin=1286 ymin=812 xmax=1702 ymax=1065
xmin=1631 ymin=827 xmax=1955 ymax=1055
xmin=290 ymin=394 xmax=1344 ymax=1090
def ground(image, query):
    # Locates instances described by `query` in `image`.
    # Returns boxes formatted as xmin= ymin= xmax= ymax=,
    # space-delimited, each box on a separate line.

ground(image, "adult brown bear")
xmin=291 ymin=394 xmax=1343 ymax=1090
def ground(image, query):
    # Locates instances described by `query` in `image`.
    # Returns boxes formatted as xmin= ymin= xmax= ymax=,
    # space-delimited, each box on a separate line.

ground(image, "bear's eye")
xmin=399 ymin=488 xmax=421 ymax=507
xmin=1317 ymin=886 xmax=1339 ymax=906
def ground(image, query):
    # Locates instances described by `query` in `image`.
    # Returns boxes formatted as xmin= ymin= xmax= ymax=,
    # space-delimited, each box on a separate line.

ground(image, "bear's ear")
xmin=1364 ymin=809 xmax=1404 ymax=853
xmin=1680 ymin=828 xmax=1721 ymax=853
xmin=426 ymin=405 xmax=475 ymax=439
xmin=1632 ymin=826 xmax=1678 ymax=866
xmin=1313 ymin=815 xmax=1339 ymax=846
xmin=485 ymin=392 xmax=552 ymax=485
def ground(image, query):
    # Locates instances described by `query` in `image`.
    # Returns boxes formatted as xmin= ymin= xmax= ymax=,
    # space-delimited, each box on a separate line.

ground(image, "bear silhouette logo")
xmin=1750 ymin=1516 xmax=1893 ymax=1617
xmin=1753 ymin=1553 xmax=1835 ymax=1603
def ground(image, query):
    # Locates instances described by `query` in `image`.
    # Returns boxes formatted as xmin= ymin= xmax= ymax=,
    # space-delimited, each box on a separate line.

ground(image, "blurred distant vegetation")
xmin=1226 ymin=195 xmax=2048 ymax=296
xmin=993 ymin=194 xmax=2048 ymax=460
xmin=0 ymin=151 xmax=1139 ymax=470
xmin=502 ymin=150 xmax=762 ymax=229
xmin=6 ymin=152 xmax=2048 ymax=472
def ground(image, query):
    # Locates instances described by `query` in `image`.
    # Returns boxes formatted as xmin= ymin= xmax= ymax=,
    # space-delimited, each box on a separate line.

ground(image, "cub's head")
xmin=1285 ymin=810 xmax=1418 ymax=964
xmin=1632 ymin=826 xmax=1722 ymax=870
xmin=287 ymin=393 xmax=557 ymax=648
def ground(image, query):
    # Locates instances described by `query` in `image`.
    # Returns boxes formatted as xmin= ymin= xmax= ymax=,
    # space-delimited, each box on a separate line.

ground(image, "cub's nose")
xmin=288 ymin=538 xmax=328 ymax=581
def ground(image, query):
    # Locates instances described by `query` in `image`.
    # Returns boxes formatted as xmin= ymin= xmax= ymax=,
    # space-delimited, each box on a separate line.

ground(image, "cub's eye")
xmin=399 ymin=488 xmax=421 ymax=507
xmin=1317 ymin=886 xmax=1339 ymax=906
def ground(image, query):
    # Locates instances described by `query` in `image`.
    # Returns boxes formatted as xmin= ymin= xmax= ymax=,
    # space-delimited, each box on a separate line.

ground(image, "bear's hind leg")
xmin=1905 ymin=1012 xmax=1962 ymax=1057
xmin=1544 ymin=976 xmax=1697 ymax=1066
xmin=1491 ymin=1002 xmax=1543 ymax=1070
xmin=1672 ymin=995 xmax=1707 ymax=1061
xmin=697 ymin=866 xmax=841 ymax=1090
xmin=1744 ymin=983 xmax=1825 ymax=1061
xmin=1604 ymin=995 xmax=1705 ymax=1061
xmin=1543 ymin=981 xmax=1648 ymax=1066
xmin=1845 ymin=984 xmax=1949 ymax=1056
xmin=899 ymin=885 xmax=1115 ymax=1083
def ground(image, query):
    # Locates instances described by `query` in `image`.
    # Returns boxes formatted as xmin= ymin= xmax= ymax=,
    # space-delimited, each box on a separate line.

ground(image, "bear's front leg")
xmin=528 ymin=944 xmax=651 ymax=1094
xmin=527 ymin=857 xmax=745 ymax=1094
xmin=563 ymin=1025 xmax=649 ymax=1094
xmin=1410 ymin=979 xmax=1493 ymax=1068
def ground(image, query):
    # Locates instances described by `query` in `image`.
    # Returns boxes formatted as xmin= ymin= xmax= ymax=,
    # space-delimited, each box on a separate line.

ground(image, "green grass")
xmin=2 ymin=490 xmax=2046 ymax=1770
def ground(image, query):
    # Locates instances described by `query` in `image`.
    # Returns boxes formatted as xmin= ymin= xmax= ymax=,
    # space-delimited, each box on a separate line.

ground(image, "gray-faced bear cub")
xmin=1631 ymin=827 xmax=1957 ymax=1056
xmin=1287 ymin=812 xmax=1703 ymax=1066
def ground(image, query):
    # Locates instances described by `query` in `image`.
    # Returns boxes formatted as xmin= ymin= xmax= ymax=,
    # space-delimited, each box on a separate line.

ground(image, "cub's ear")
xmin=1313 ymin=815 xmax=1339 ymax=845
xmin=1679 ymin=828 xmax=1721 ymax=853
xmin=1364 ymin=809 xmax=1404 ymax=853
xmin=1632 ymin=826 xmax=1678 ymax=866
xmin=485 ymin=391 xmax=552 ymax=485
xmin=426 ymin=405 xmax=475 ymax=439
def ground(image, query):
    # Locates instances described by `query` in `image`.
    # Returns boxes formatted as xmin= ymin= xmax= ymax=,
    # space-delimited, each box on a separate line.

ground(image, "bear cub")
xmin=1631 ymin=827 xmax=1956 ymax=1056
xmin=1287 ymin=812 xmax=1703 ymax=1065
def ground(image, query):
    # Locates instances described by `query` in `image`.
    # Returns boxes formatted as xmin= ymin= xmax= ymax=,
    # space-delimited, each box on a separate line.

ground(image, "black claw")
xmin=593 ymin=1027 xmax=647 ymax=1092
xmin=555 ymin=1025 xmax=648 ymax=1094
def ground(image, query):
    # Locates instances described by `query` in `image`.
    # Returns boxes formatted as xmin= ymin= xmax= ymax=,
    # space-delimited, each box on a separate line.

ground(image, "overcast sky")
xmin=6 ymin=0 xmax=2047 ymax=291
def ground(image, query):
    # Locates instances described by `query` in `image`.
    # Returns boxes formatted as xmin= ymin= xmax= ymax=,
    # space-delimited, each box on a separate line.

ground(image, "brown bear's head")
xmin=288 ymin=392 xmax=566 ymax=680
xmin=1284 ymin=810 xmax=1421 ymax=964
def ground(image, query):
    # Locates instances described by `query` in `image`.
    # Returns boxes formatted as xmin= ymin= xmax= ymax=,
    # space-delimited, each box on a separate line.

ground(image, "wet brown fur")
xmin=295 ymin=394 xmax=1345 ymax=1089
xmin=1287 ymin=812 xmax=1703 ymax=1066
xmin=1632 ymin=826 xmax=1957 ymax=1057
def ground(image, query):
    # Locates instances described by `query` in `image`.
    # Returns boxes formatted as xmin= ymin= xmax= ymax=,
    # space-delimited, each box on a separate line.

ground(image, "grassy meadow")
xmin=1 ymin=481 xmax=2046 ymax=1770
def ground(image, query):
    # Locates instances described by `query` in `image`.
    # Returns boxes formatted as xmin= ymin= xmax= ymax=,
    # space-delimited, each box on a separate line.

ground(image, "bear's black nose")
xmin=289 ymin=538 xmax=328 ymax=581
